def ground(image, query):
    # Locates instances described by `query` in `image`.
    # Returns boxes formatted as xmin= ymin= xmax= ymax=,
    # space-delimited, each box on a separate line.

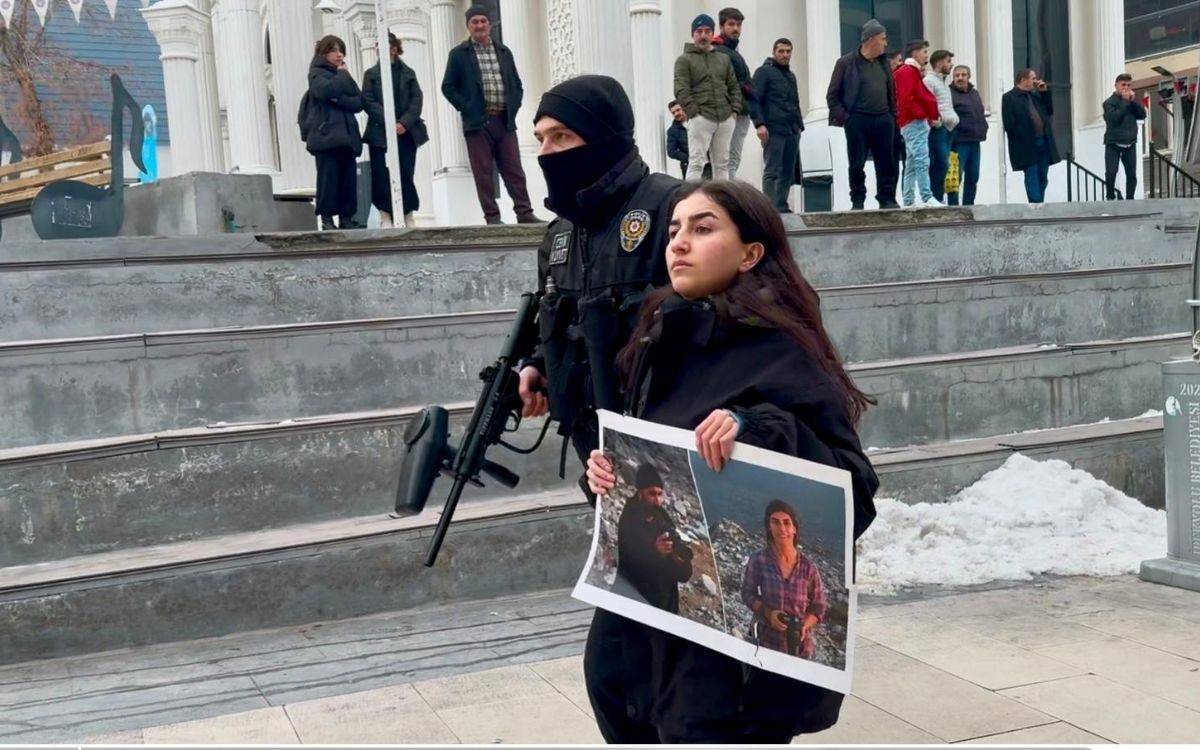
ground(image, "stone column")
xmin=142 ymin=0 xmax=224 ymax=175
xmin=975 ymin=0 xmax=1014 ymax=114
xmin=942 ymin=0 xmax=977 ymax=73
xmin=392 ymin=1 xmax=437 ymax=222
xmin=1093 ymin=0 xmax=1125 ymax=124
xmin=804 ymin=0 xmax=840 ymax=123
xmin=630 ymin=0 xmax=666 ymax=172
xmin=499 ymin=0 xmax=547 ymax=155
xmin=344 ymin=0 xmax=380 ymax=72
xmin=211 ymin=0 xmax=277 ymax=174
xmin=430 ymin=0 xmax=480 ymax=224
xmin=266 ymin=0 xmax=319 ymax=191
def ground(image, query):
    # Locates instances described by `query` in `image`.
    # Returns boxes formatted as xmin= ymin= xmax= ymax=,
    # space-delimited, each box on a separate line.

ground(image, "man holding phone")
xmin=1001 ymin=68 xmax=1061 ymax=203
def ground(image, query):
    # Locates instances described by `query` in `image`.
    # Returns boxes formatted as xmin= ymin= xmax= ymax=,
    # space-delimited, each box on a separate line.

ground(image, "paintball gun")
xmin=394 ymin=291 xmax=547 ymax=566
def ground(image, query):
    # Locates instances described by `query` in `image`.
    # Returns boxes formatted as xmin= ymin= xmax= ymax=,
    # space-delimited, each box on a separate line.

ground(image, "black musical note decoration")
xmin=31 ymin=74 xmax=146 ymax=240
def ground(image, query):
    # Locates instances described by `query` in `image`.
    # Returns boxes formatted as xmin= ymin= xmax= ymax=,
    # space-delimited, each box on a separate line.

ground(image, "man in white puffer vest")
xmin=924 ymin=49 xmax=959 ymax=202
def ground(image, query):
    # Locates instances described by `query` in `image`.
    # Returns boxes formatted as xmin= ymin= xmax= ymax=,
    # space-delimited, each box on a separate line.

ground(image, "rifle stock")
xmin=394 ymin=292 xmax=542 ymax=567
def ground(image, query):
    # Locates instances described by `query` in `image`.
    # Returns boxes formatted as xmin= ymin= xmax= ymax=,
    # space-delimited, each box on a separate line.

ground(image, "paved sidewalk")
xmin=3 ymin=575 xmax=1199 ymax=744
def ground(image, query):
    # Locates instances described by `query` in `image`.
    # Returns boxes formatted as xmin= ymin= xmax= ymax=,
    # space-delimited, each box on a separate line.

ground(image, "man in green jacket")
xmin=673 ymin=13 xmax=742 ymax=181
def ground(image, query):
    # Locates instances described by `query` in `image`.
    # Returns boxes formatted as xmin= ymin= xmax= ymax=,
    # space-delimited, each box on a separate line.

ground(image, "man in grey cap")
xmin=826 ymin=18 xmax=899 ymax=209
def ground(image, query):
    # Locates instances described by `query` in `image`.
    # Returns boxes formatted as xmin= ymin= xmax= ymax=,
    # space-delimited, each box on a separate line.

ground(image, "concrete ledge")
xmin=1139 ymin=556 xmax=1200 ymax=592
xmin=0 ymin=414 xmax=1163 ymax=665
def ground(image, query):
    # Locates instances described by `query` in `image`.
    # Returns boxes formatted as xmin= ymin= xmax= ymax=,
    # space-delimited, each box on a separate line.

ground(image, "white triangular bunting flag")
xmin=68 ymin=0 xmax=84 ymax=22
xmin=31 ymin=0 xmax=50 ymax=26
xmin=0 ymin=0 xmax=14 ymax=28
xmin=106 ymin=0 xmax=119 ymax=20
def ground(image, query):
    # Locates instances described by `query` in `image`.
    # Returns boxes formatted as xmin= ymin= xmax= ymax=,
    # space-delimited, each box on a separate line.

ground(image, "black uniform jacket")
xmin=592 ymin=293 xmax=879 ymax=739
xmin=615 ymin=497 xmax=694 ymax=613
xmin=533 ymin=153 xmax=679 ymax=453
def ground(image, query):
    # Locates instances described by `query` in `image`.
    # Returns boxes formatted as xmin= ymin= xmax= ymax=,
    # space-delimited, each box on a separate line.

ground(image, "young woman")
xmin=585 ymin=180 xmax=879 ymax=744
xmin=304 ymin=35 xmax=364 ymax=230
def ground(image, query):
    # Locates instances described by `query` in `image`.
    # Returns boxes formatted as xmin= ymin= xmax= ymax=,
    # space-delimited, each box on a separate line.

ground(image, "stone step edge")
xmin=0 ymin=209 xmax=1170 ymax=271
xmin=0 ymin=414 xmax=1161 ymax=597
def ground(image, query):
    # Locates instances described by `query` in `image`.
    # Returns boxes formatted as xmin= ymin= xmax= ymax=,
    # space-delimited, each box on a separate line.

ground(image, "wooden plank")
xmin=0 ymin=141 xmax=110 ymax=180
xmin=0 ymin=157 xmax=111 ymax=197
xmin=0 ymin=171 xmax=110 ymax=207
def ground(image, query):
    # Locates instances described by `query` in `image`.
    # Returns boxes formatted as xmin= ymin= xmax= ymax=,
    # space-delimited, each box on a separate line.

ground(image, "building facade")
xmin=141 ymin=0 xmax=1134 ymax=221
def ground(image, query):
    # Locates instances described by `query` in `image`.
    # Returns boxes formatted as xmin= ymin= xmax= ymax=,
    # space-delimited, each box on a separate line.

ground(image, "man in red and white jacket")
xmin=894 ymin=40 xmax=941 ymax=207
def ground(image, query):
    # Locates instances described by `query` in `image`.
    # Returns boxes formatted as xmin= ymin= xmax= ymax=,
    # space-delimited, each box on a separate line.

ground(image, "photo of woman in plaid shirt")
xmin=740 ymin=499 xmax=829 ymax=658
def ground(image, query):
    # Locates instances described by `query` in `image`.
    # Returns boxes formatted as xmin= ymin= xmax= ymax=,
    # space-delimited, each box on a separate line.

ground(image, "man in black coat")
xmin=440 ymin=5 xmax=540 ymax=224
xmin=1002 ymin=68 xmax=1061 ymax=203
xmin=514 ymin=74 xmax=680 ymax=744
xmin=826 ymin=19 xmax=898 ymax=209
xmin=713 ymin=6 xmax=761 ymax=178
xmin=615 ymin=464 xmax=694 ymax=613
xmin=666 ymin=100 xmax=690 ymax=177
xmin=752 ymin=38 xmax=804 ymax=212
xmin=1102 ymin=73 xmax=1146 ymax=200
xmin=362 ymin=33 xmax=428 ymax=226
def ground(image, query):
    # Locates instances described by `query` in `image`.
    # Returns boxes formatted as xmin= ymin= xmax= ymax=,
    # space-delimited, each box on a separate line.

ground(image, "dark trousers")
xmin=464 ymin=113 xmax=535 ymax=221
xmin=368 ymin=136 xmax=419 ymax=216
xmin=1022 ymin=136 xmax=1052 ymax=203
xmin=762 ymin=132 xmax=800 ymax=211
xmin=947 ymin=141 xmax=981 ymax=206
xmin=928 ymin=125 xmax=951 ymax=201
xmin=845 ymin=112 xmax=897 ymax=205
xmin=1105 ymin=142 xmax=1137 ymax=200
xmin=313 ymin=148 xmax=358 ymax=223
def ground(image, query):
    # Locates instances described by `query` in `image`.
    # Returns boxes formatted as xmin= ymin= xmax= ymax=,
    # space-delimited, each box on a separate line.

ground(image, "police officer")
xmin=515 ymin=75 xmax=679 ymax=743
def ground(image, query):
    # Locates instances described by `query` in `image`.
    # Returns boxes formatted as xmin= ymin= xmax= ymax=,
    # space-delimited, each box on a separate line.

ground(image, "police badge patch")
xmin=548 ymin=232 xmax=570 ymax=265
xmin=619 ymin=209 xmax=651 ymax=252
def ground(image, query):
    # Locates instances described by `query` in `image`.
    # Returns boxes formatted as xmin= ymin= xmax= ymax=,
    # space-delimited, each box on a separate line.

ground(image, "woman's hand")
xmin=586 ymin=449 xmax=616 ymax=496
xmin=695 ymin=409 xmax=739 ymax=472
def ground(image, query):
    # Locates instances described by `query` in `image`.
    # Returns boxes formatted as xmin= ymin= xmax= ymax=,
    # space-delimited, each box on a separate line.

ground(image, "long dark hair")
xmin=616 ymin=180 xmax=873 ymax=424
xmin=763 ymin=499 xmax=800 ymax=547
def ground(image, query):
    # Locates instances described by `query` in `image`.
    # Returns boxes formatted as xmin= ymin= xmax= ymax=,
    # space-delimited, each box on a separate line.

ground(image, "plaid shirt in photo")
xmin=473 ymin=41 xmax=505 ymax=109
xmin=740 ymin=548 xmax=828 ymax=656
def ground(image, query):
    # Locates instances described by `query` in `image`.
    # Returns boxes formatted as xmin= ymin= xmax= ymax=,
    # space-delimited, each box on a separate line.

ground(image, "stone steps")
xmin=0 ymin=414 xmax=1161 ymax=665
xmin=0 ymin=314 xmax=1182 ymax=450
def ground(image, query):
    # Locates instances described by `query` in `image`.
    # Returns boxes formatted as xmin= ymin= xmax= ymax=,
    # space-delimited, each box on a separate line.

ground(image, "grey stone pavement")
xmin=3 ymin=575 xmax=1200 ymax=744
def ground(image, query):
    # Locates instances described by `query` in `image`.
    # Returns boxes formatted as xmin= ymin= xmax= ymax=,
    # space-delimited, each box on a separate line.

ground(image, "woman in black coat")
xmin=585 ymin=180 xmax=879 ymax=743
xmin=362 ymin=33 xmax=428 ymax=226
xmin=304 ymin=35 xmax=364 ymax=229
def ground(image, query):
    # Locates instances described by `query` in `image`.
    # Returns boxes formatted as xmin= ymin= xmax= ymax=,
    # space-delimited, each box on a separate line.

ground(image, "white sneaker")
xmin=403 ymin=212 xmax=416 ymax=227
xmin=379 ymin=211 xmax=393 ymax=228
xmin=922 ymin=197 xmax=943 ymax=208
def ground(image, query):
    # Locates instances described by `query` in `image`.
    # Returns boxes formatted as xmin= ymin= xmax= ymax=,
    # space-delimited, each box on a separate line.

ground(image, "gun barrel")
xmin=424 ymin=474 xmax=469 ymax=567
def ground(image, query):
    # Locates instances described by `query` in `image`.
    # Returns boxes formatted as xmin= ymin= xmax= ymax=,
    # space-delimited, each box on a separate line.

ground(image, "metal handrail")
xmin=1149 ymin=147 xmax=1200 ymax=199
xmin=1065 ymin=155 xmax=1118 ymax=201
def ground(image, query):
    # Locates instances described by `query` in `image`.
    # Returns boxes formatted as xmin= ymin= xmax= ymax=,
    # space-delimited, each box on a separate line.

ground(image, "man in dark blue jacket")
xmin=666 ymin=100 xmax=690 ymax=177
xmin=752 ymin=39 xmax=804 ymax=211
xmin=1102 ymin=73 xmax=1146 ymax=200
xmin=441 ymin=5 xmax=541 ymax=224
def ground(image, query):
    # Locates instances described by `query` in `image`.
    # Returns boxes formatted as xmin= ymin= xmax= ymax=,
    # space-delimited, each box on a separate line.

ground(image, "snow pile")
xmin=857 ymin=453 xmax=1167 ymax=594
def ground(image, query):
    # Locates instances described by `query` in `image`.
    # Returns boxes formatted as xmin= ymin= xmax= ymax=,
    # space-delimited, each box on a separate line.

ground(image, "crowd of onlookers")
xmin=295 ymin=5 xmax=1150 ymax=229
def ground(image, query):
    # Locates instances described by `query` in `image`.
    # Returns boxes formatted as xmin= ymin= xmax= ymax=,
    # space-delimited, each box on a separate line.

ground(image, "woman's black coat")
xmin=304 ymin=57 xmax=365 ymax=155
xmin=588 ymin=294 xmax=879 ymax=740
xmin=362 ymin=58 xmax=429 ymax=149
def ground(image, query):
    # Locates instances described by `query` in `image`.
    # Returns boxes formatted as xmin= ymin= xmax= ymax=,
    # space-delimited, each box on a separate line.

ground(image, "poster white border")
xmin=572 ymin=410 xmax=857 ymax=695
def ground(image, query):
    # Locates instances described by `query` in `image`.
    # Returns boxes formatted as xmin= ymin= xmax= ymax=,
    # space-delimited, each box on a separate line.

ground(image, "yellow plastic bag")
xmin=945 ymin=150 xmax=961 ymax=194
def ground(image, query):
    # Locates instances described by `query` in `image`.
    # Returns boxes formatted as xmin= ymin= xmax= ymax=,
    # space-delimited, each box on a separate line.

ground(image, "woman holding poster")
xmin=585 ymin=180 xmax=879 ymax=743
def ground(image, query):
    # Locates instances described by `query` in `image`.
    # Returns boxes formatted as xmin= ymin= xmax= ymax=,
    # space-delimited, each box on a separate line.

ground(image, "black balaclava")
xmin=534 ymin=75 xmax=637 ymax=224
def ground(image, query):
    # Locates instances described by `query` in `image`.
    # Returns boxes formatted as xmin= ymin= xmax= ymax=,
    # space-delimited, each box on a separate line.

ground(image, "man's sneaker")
xmin=922 ymin=197 xmax=944 ymax=208
xmin=850 ymin=202 xmax=864 ymax=211
xmin=517 ymin=213 xmax=546 ymax=224
xmin=879 ymin=200 xmax=900 ymax=209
